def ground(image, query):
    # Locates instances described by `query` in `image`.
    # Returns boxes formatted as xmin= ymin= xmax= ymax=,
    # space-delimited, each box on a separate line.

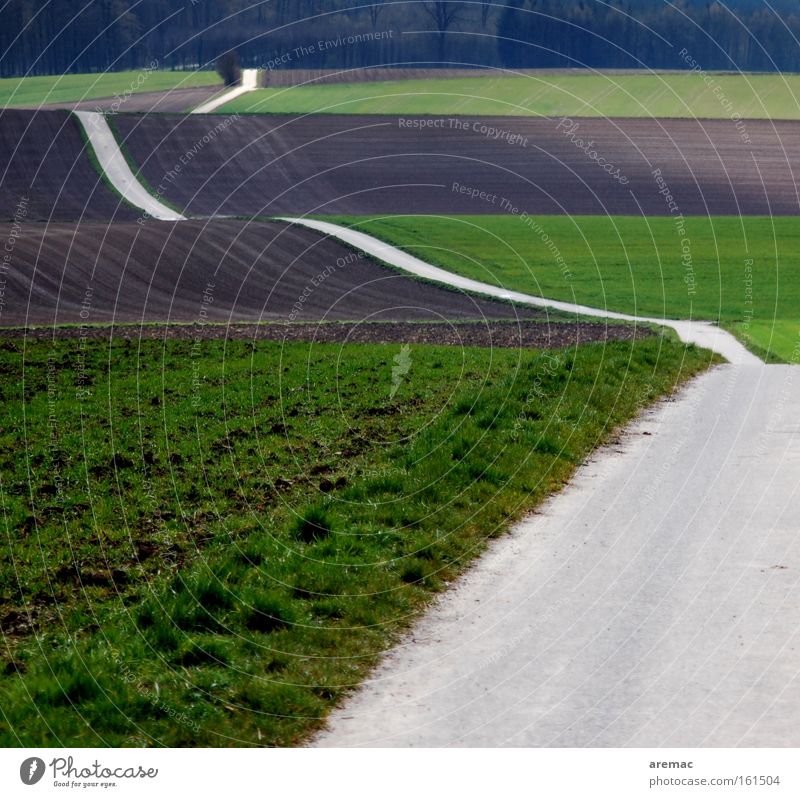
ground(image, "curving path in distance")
xmin=191 ymin=68 xmax=258 ymax=114
xmin=68 ymin=115 xmax=758 ymax=364
xmin=278 ymin=221 xmax=800 ymax=748
xmin=74 ymin=110 xmax=185 ymax=221
xmin=280 ymin=217 xmax=762 ymax=366
xmin=0 ymin=219 xmax=554 ymax=327
xmin=40 ymin=110 xmax=800 ymax=747
xmin=0 ymin=109 xmax=139 ymax=221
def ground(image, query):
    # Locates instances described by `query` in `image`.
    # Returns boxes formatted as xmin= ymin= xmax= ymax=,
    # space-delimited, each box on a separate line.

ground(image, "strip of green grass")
xmin=327 ymin=215 xmax=800 ymax=363
xmin=0 ymin=70 xmax=220 ymax=108
xmin=219 ymin=72 xmax=800 ymax=118
xmin=0 ymin=334 xmax=711 ymax=745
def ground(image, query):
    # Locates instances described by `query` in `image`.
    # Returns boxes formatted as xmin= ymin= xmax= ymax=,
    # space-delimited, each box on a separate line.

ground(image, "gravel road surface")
xmin=315 ymin=363 xmax=800 ymax=747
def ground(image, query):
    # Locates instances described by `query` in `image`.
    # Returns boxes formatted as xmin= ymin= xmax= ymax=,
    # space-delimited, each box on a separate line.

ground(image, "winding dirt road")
xmin=4 ymin=100 xmax=798 ymax=750
xmin=281 ymin=218 xmax=761 ymax=365
xmin=0 ymin=110 xmax=138 ymax=221
xmin=265 ymin=221 xmax=800 ymax=748
xmin=74 ymin=111 xmax=185 ymax=221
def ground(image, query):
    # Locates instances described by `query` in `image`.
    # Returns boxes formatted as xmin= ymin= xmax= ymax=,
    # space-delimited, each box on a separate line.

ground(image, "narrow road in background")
xmin=74 ymin=110 xmax=185 ymax=221
xmin=280 ymin=218 xmax=762 ymax=366
xmin=192 ymin=68 xmax=258 ymax=113
xmin=48 ymin=113 xmax=800 ymax=748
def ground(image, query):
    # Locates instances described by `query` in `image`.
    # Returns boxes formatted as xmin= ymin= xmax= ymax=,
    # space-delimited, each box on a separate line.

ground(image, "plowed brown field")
xmin=114 ymin=113 xmax=800 ymax=217
xmin=0 ymin=110 xmax=139 ymax=221
xmin=0 ymin=219 xmax=554 ymax=326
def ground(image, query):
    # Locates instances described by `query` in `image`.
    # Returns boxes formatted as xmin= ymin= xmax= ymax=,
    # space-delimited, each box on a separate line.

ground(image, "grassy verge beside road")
xmin=328 ymin=215 xmax=800 ymax=362
xmin=0 ymin=333 xmax=710 ymax=745
xmin=219 ymin=72 xmax=800 ymax=118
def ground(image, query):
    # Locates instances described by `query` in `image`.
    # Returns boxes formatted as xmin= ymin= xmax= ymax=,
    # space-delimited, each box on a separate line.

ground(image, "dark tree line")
xmin=497 ymin=1 xmax=800 ymax=71
xmin=2 ymin=0 xmax=800 ymax=77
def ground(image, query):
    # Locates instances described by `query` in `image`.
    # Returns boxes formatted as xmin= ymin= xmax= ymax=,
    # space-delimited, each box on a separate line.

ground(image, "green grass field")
xmin=0 ymin=70 xmax=219 ymax=107
xmin=328 ymin=215 xmax=800 ymax=363
xmin=220 ymin=72 xmax=800 ymax=118
xmin=0 ymin=333 xmax=710 ymax=745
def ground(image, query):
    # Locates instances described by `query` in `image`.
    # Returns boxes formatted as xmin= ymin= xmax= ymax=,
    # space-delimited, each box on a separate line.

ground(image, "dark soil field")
xmin=113 ymin=113 xmax=800 ymax=217
xmin=6 ymin=109 xmax=799 ymax=221
xmin=0 ymin=110 xmax=139 ymax=222
xmin=8 ymin=318 xmax=647 ymax=348
xmin=0 ymin=219 xmax=552 ymax=326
